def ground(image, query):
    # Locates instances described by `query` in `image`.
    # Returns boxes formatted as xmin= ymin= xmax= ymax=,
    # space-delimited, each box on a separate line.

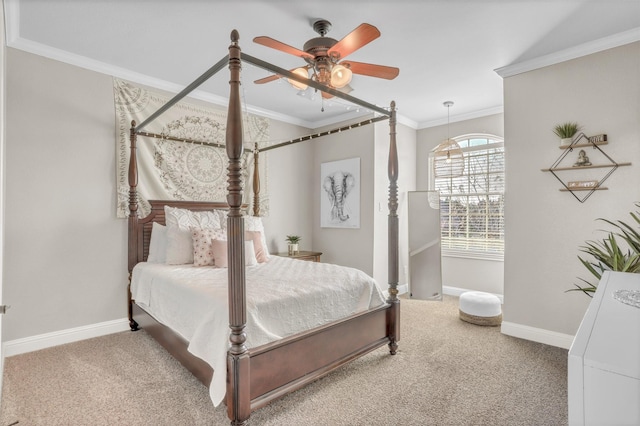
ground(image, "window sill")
xmin=442 ymin=251 xmax=504 ymax=262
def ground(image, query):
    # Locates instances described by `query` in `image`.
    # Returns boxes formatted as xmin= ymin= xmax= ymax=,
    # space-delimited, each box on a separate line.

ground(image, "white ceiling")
xmin=5 ymin=0 xmax=640 ymax=129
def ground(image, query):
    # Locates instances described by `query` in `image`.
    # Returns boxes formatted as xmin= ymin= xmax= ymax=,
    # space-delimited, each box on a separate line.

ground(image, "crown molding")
xmin=12 ymin=36 xmax=329 ymax=129
xmin=6 ymin=35 xmax=422 ymax=130
xmin=417 ymin=105 xmax=504 ymax=130
xmin=4 ymin=0 xmax=417 ymax=130
xmin=396 ymin=113 xmax=418 ymax=130
xmin=3 ymin=0 xmax=20 ymax=43
xmin=495 ymin=27 xmax=640 ymax=78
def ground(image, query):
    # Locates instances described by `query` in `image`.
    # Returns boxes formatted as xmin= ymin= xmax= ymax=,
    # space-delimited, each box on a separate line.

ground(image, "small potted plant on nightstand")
xmin=553 ymin=122 xmax=580 ymax=148
xmin=286 ymin=235 xmax=301 ymax=255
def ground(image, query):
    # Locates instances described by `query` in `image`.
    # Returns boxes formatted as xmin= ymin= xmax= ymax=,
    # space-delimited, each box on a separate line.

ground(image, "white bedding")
xmin=130 ymin=256 xmax=386 ymax=407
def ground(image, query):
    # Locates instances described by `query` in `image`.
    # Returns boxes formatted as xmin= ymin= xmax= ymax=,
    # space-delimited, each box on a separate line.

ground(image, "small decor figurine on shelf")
xmin=573 ymin=149 xmax=592 ymax=167
xmin=285 ymin=235 xmax=301 ymax=255
xmin=553 ymin=122 xmax=580 ymax=148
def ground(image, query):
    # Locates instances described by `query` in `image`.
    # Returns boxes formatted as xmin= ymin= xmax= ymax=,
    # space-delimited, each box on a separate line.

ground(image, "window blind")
xmin=431 ymin=137 xmax=505 ymax=260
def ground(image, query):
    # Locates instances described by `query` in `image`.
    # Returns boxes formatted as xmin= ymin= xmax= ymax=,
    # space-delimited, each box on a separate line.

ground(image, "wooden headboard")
xmin=129 ymin=200 xmax=231 ymax=271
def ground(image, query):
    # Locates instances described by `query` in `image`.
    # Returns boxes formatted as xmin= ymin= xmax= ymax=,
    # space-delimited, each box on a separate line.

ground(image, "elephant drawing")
xmin=323 ymin=171 xmax=355 ymax=222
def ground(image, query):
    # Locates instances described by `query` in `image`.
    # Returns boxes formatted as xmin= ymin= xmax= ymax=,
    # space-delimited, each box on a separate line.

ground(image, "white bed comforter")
xmin=130 ymin=256 xmax=386 ymax=407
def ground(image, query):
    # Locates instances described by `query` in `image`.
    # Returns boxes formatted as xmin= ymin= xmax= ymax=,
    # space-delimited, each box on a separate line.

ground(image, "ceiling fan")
xmin=253 ymin=20 xmax=399 ymax=97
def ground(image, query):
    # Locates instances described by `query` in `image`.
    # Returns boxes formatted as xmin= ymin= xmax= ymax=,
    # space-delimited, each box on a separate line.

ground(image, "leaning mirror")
xmin=408 ymin=191 xmax=442 ymax=301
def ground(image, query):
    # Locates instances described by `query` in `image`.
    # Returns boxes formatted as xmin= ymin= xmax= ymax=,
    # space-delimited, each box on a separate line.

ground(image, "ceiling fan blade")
xmin=253 ymin=36 xmax=314 ymax=59
xmin=341 ymin=61 xmax=399 ymax=80
xmin=254 ymin=74 xmax=281 ymax=84
xmin=327 ymin=23 xmax=380 ymax=60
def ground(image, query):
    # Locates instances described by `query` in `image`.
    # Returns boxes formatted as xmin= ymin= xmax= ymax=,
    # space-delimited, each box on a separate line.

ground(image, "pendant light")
xmin=433 ymin=101 xmax=464 ymax=178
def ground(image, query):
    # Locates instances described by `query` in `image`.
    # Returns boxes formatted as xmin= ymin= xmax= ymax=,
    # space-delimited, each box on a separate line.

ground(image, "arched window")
xmin=429 ymin=134 xmax=505 ymax=260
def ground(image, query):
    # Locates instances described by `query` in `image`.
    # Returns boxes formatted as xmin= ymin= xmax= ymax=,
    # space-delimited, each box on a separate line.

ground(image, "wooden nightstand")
xmin=274 ymin=250 xmax=322 ymax=262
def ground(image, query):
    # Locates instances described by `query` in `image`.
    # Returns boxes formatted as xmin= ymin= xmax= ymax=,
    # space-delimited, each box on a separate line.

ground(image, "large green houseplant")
xmin=571 ymin=202 xmax=640 ymax=296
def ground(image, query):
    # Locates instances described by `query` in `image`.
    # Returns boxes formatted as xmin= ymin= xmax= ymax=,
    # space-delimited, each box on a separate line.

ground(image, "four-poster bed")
xmin=126 ymin=30 xmax=400 ymax=425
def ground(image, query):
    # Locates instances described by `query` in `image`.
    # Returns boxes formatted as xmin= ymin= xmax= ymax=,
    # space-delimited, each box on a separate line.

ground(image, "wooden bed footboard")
xmin=248 ymin=303 xmax=395 ymax=410
xmin=131 ymin=300 xmax=397 ymax=412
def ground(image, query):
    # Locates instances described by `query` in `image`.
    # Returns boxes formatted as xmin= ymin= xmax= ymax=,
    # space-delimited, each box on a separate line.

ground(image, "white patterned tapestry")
xmin=114 ymin=78 xmax=270 ymax=218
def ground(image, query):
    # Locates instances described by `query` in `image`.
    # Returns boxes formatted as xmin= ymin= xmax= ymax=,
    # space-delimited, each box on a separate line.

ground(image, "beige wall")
xmin=503 ymin=42 xmax=640 ymax=337
xmin=311 ymin=121 xmax=376 ymax=274
xmin=417 ymin=113 xmax=505 ymax=294
xmin=5 ymin=48 xmax=126 ymax=341
xmin=3 ymin=49 xmax=315 ymax=341
xmin=259 ymin=120 xmax=313 ymax=255
xmin=8 ymin=36 xmax=634 ymax=349
xmin=1 ymin=0 xmax=7 ymax=359
xmin=306 ymin=114 xmax=414 ymax=289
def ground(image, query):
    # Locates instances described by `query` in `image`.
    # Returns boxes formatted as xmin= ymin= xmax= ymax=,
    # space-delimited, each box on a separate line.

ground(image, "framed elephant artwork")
xmin=321 ymin=157 xmax=360 ymax=229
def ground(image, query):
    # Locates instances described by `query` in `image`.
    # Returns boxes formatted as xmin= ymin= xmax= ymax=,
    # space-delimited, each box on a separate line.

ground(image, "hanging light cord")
xmin=447 ymin=103 xmax=451 ymax=142
xmin=444 ymin=101 xmax=453 ymax=162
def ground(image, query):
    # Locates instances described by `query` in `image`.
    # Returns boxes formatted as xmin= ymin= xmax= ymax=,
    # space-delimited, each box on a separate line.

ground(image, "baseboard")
xmin=441 ymin=287 xmax=571 ymax=349
xmin=1 ymin=284 xmax=411 ymax=357
xmin=443 ymin=285 xmax=504 ymax=303
xmin=501 ymin=321 xmax=575 ymax=350
xmin=3 ymin=318 xmax=130 ymax=357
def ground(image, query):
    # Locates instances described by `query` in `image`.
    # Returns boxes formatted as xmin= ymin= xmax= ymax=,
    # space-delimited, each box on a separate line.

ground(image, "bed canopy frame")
xmin=127 ymin=30 xmax=399 ymax=426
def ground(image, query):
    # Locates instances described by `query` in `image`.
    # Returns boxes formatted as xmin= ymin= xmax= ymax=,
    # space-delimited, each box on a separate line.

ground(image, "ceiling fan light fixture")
xmin=330 ymin=64 xmax=352 ymax=89
xmin=287 ymin=67 xmax=309 ymax=90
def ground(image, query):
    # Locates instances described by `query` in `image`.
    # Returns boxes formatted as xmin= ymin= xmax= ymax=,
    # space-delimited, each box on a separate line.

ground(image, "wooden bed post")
xmin=252 ymin=143 xmax=260 ymax=217
xmin=128 ymin=120 xmax=140 ymax=331
xmin=387 ymin=101 xmax=400 ymax=354
xmin=225 ymin=30 xmax=250 ymax=426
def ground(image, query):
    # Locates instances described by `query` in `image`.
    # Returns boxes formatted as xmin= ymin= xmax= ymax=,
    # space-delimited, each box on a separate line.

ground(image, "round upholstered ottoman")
xmin=459 ymin=291 xmax=502 ymax=326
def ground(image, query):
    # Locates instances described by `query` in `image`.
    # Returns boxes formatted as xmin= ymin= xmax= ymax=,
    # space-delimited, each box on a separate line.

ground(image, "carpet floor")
xmin=0 ymin=295 xmax=568 ymax=425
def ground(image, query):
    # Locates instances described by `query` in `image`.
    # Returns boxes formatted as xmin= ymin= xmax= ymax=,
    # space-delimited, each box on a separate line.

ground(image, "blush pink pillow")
xmin=211 ymin=239 xmax=258 ymax=268
xmin=245 ymin=231 xmax=268 ymax=263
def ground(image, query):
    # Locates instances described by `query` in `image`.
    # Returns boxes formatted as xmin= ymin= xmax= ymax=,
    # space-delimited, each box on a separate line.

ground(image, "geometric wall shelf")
xmin=541 ymin=133 xmax=631 ymax=203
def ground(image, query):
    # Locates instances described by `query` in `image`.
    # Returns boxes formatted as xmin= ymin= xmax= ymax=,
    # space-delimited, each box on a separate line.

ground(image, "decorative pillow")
xmin=164 ymin=206 xmax=223 ymax=265
xmin=211 ymin=239 xmax=257 ymax=268
xmin=245 ymin=241 xmax=258 ymax=267
xmin=147 ymin=222 xmax=167 ymax=263
xmin=214 ymin=209 xmax=228 ymax=229
xmin=191 ymin=228 xmax=227 ymax=267
xmin=244 ymin=215 xmax=270 ymax=259
xmin=210 ymin=212 xmax=270 ymax=259
xmin=165 ymin=206 xmax=222 ymax=229
xmin=245 ymin=231 xmax=268 ymax=263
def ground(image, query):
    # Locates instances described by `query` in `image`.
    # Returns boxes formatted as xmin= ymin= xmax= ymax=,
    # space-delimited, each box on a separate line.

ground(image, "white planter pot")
xmin=288 ymin=243 xmax=299 ymax=255
xmin=560 ymin=137 xmax=573 ymax=148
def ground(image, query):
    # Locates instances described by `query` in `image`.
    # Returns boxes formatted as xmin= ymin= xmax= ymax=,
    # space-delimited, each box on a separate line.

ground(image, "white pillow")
xmin=214 ymin=209 xmax=228 ymax=229
xmin=147 ymin=222 xmax=167 ymax=263
xmin=245 ymin=241 xmax=258 ymax=267
xmin=164 ymin=206 xmax=223 ymax=265
xmin=211 ymin=239 xmax=257 ymax=268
